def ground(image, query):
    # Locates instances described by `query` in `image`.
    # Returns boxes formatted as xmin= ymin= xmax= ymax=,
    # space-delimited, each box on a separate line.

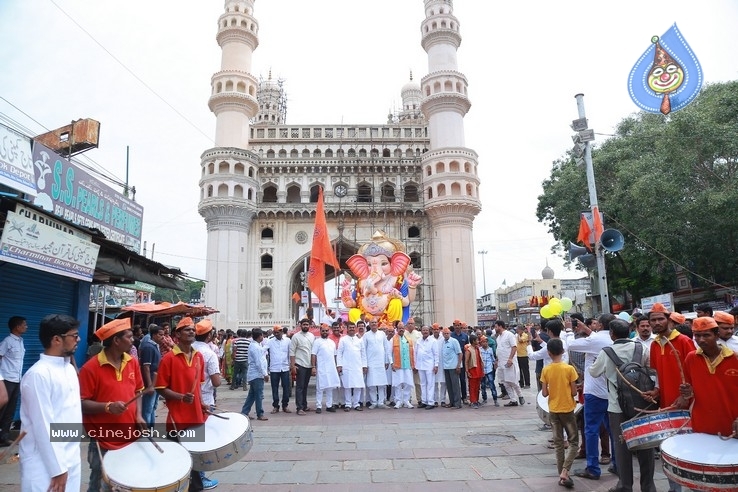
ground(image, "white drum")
xmin=103 ymin=438 xmax=192 ymax=492
xmin=661 ymin=433 xmax=738 ymax=491
xmin=536 ymin=391 xmax=583 ymax=425
xmin=181 ymin=412 xmax=253 ymax=471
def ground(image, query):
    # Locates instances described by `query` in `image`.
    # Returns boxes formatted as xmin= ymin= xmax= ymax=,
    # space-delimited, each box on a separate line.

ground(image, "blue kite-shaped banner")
xmin=628 ymin=23 xmax=703 ymax=115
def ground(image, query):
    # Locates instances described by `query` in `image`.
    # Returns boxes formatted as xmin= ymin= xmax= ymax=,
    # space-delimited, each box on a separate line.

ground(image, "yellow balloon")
xmin=561 ymin=297 xmax=573 ymax=312
xmin=549 ymin=298 xmax=562 ymax=309
xmin=348 ymin=308 xmax=362 ymax=324
xmin=550 ymin=303 xmax=563 ymax=316
xmin=540 ymin=305 xmax=553 ymax=318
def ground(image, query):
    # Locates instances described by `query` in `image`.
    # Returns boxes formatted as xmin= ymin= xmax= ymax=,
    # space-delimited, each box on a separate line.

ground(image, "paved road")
xmin=0 ymin=381 xmax=672 ymax=491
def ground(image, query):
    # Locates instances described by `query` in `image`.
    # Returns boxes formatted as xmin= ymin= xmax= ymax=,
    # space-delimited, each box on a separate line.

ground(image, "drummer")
xmin=156 ymin=317 xmax=213 ymax=491
xmin=677 ymin=316 xmax=738 ymax=438
xmin=79 ymin=318 xmax=145 ymax=492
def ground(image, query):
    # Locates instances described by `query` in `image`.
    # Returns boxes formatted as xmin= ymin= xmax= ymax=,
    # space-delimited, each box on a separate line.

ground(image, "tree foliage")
xmin=537 ymin=81 xmax=738 ymax=303
xmin=152 ymin=279 xmax=206 ymax=303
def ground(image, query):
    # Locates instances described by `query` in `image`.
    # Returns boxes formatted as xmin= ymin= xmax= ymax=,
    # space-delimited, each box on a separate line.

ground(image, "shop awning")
xmin=121 ymin=301 xmax=218 ymax=317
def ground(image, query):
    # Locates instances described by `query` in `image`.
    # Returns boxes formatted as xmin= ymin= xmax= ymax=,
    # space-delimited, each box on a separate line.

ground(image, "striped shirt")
xmin=232 ymin=338 xmax=251 ymax=363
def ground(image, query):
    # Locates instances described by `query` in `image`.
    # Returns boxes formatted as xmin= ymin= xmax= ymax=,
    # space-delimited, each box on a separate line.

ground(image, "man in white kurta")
xmin=310 ymin=326 xmax=340 ymax=413
xmin=337 ymin=324 xmax=367 ymax=411
xmin=414 ymin=326 xmax=439 ymax=408
xmin=494 ymin=321 xmax=524 ymax=406
xmin=432 ymin=324 xmax=447 ymax=405
xmin=390 ymin=325 xmax=415 ymax=408
xmin=20 ymin=314 xmax=82 ymax=492
xmin=363 ymin=320 xmax=389 ymax=408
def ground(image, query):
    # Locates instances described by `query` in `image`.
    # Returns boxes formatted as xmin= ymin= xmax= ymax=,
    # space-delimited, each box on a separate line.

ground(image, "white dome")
xmin=542 ymin=264 xmax=555 ymax=279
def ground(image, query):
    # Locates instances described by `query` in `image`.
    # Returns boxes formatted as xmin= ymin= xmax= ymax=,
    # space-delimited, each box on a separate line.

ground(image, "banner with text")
xmin=0 ymin=124 xmax=36 ymax=196
xmin=31 ymin=142 xmax=143 ymax=252
xmin=0 ymin=210 xmax=100 ymax=281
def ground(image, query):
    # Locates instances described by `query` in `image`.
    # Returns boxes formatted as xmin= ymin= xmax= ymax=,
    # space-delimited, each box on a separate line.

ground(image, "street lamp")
xmin=477 ymin=250 xmax=488 ymax=296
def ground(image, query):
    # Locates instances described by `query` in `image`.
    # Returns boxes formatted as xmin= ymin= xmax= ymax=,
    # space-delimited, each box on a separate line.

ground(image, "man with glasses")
xmin=19 ymin=314 xmax=82 ymax=492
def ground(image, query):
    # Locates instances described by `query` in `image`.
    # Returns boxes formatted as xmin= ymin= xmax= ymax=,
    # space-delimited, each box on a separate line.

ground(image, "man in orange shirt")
xmin=643 ymin=303 xmax=695 ymax=409
xmin=677 ymin=317 xmax=738 ymax=438
xmin=79 ymin=318 xmax=145 ymax=492
xmin=156 ymin=317 xmax=210 ymax=491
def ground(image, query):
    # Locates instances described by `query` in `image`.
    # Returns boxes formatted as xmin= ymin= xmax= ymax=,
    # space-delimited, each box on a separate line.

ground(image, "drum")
xmin=181 ymin=412 xmax=253 ymax=471
xmin=103 ymin=438 xmax=192 ymax=492
xmin=661 ymin=433 xmax=738 ymax=491
xmin=536 ymin=391 xmax=583 ymax=425
xmin=621 ymin=409 xmax=691 ymax=451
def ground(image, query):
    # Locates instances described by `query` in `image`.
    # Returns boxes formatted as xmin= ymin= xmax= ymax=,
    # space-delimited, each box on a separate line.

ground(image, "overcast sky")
xmin=1 ymin=0 xmax=737 ymax=299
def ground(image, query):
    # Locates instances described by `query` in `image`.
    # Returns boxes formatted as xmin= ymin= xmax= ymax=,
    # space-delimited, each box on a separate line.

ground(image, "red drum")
xmin=621 ymin=409 xmax=691 ymax=451
xmin=661 ymin=433 xmax=738 ymax=491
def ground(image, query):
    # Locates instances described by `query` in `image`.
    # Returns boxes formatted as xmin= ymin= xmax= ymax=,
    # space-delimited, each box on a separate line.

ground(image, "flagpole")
xmin=574 ymin=94 xmax=610 ymax=314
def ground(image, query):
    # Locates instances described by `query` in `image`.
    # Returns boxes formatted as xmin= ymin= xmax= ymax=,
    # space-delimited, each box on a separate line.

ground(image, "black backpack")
xmin=602 ymin=342 xmax=657 ymax=419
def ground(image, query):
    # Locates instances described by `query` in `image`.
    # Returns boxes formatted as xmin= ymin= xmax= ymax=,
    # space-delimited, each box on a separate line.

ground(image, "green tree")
xmin=537 ymin=81 xmax=738 ymax=305
xmin=152 ymin=279 xmax=205 ymax=303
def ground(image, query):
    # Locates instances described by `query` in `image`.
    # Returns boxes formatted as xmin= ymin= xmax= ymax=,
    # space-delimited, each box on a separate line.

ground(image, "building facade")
xmin=199 ymin=0 xmax=480 ymax=329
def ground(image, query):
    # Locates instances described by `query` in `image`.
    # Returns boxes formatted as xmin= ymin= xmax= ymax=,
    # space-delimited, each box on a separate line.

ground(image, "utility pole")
xmin=573 ymin=94 xmax=610 ymax=314
xmin=477 ymin=250 xmax=488 ymax=297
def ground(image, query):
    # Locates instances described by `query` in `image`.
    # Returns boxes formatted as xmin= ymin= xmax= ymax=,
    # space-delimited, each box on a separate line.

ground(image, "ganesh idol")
xmin=341 ymin=231 xmax=422 ymax=324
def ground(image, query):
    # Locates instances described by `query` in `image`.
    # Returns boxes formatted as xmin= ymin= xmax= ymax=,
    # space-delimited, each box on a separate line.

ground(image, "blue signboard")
xmin=31 ymin=143 xmax=144 ymax=252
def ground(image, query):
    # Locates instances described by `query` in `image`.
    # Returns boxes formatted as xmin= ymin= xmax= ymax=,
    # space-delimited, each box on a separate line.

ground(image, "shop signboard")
xmin=0 ymin=124 xmax=36 ymax=196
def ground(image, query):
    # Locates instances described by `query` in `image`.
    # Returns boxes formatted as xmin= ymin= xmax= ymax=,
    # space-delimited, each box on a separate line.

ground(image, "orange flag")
xmin=576 ymin=213 xmax=592 ymax=251
xmin=307 ymin=187 xmax=340 ymax=307
xmin=592 ymin=206 xmax=604 ymax=244
xmin=292 ymin=292 xmax=301 ymax=303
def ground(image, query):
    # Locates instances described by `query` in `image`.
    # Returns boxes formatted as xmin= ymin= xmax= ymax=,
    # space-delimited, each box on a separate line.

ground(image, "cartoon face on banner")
xmin=628 ymin=24 xmax=702 ymax=115
xmin=340 ymin=231 xmax=422 ymax=324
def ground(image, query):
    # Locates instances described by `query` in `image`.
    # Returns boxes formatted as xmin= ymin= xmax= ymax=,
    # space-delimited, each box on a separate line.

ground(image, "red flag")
xmin=592 ymin=206 xmax=604 ymax=244
xmin=576 ymin=214 xmax=593 ymax=251
xmin=307 ymin=187 xmax=340 ymax=307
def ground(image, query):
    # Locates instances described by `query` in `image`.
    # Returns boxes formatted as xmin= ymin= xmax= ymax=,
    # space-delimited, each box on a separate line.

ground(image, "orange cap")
xmin=713 ymin=311 xmax=735 ymax=326
xmin=669 ymin=312 xmax=686 ymax=324
xmin=195 ymin=319 xmax=213 ymax=335
xmin=95 ymin=318 xmax=131 ymax=341
xmin=691 ymin=317 xmax=718 ymax=332
xmin=176 ymin=317 xmax=194 ymax=330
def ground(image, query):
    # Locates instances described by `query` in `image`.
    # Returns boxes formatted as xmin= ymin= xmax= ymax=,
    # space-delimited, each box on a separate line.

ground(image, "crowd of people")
xmin=2 ymin=301 xmax=737 ymax=491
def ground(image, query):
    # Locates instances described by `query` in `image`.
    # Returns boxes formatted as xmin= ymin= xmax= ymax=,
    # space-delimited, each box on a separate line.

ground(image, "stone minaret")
xmin=419 ymin=0 xmax=481 ymax=325
xmin=198 ymin=0 xmax=260 ymax=329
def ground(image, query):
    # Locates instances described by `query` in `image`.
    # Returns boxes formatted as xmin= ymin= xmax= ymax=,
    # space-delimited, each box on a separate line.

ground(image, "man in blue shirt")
xmin=441 ymin=327 xmax=462 ymax=409
xmin=450 ymin=320 xmax=469 ymax=404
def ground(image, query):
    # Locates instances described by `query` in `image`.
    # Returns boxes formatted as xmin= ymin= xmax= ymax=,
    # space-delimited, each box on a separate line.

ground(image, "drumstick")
xmin=205 ymin=410 xmax=230 ymax=420
xmin=123 ymin=389 xmax=147 ymax=408
xmin=665 ymin=339 xmax=687 ymax=385
xmin=139 ymin=423 xmax=164 ymax=453
xmin=189 ymin=360 xmax=201 ymax=395
xmin=95 ymin=439 xmax=110 ymax=484
xmin=0 ymin=431 xmax=26 ymax=462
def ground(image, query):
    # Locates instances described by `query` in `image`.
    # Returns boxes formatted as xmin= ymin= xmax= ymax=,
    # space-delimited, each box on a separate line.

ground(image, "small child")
xmin=464 ymin=335 xmax=484 ymax=408
xmin=539 ymin=338 xmax=578 ymax=489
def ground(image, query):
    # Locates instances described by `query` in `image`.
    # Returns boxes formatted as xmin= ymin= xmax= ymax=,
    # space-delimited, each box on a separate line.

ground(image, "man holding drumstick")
xmin=156 ymin=317 xmax=213 ymax=491
xmin=676 ymin=316 xmax=738 ymax=438
xmin=79 ymin=318 xmax=146 ymax=492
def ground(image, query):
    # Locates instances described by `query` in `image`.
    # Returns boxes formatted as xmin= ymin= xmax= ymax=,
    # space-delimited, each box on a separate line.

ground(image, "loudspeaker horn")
xmin=578 ymin=254 xmax=597 ymax=269
xmin=568 ymin=242 xmax=588 ymax=262
xmin=600 ymin=229 xmax=624 ymax=252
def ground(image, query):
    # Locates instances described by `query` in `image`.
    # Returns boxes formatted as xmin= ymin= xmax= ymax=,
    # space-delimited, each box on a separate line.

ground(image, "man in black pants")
xmin=0 ymin=316 xmax=27 ymax=446
xmin=289 ymin=319 xmax=315 ymax=415
xmin=450 ymin=320 xmax=469 ymax=404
